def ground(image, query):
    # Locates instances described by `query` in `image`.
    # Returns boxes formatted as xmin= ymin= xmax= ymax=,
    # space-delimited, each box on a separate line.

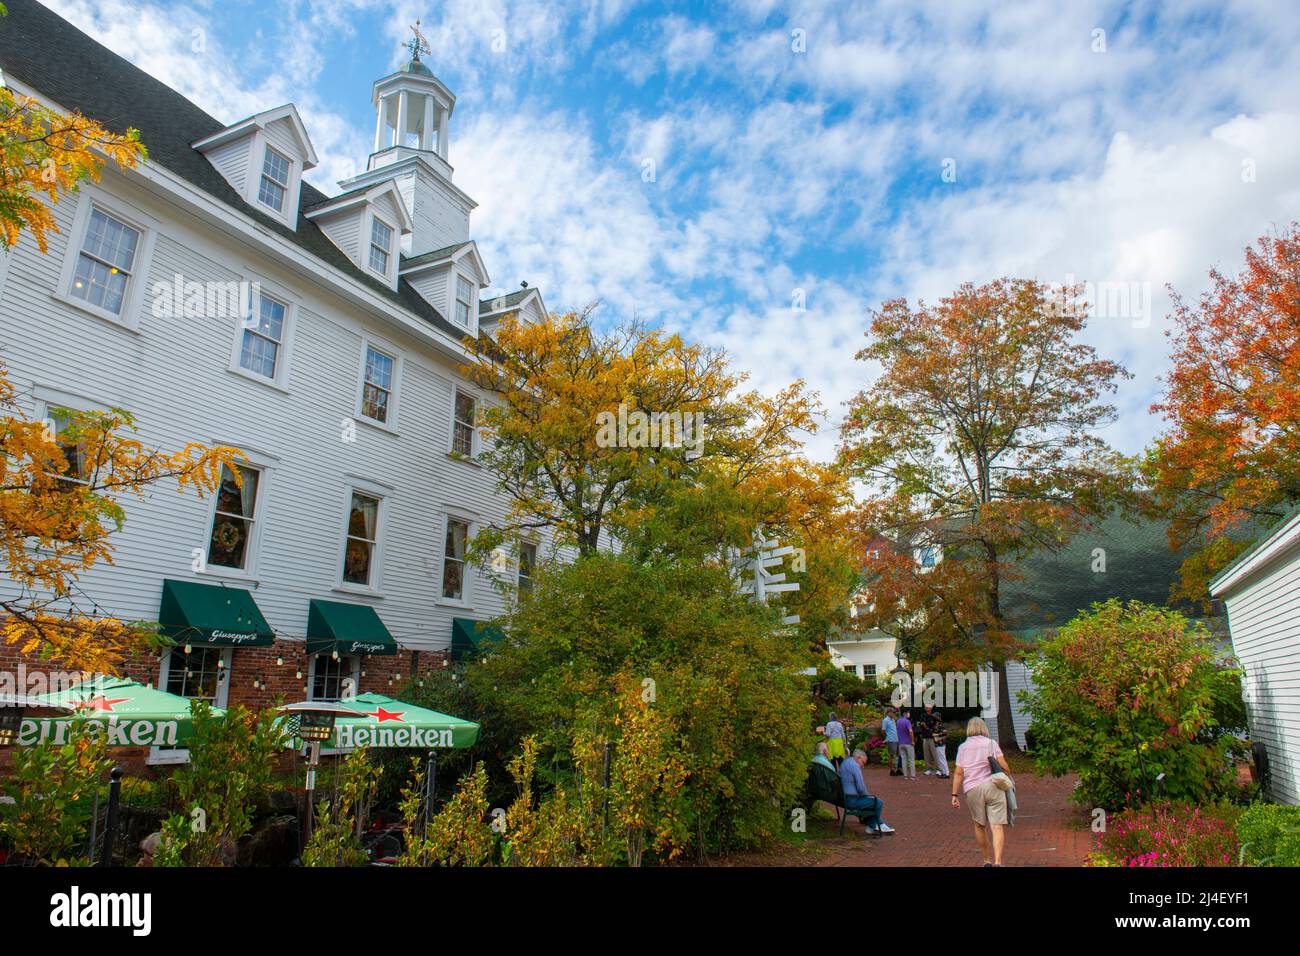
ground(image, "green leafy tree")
xmin=470 ymin=550 xmax=811 ymax=860
xmin=301 ymin=747 xmax=381 ymax=867
xmin=0 ymin=726 xmax=109 ymax=864
xmin=1023 ymin=600 xmax=1244 ymax=810
xmin=155 ymin=701 xmax=286 ymax=866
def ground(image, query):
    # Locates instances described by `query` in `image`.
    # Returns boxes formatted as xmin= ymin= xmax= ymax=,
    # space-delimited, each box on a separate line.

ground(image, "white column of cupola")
xmin=371 ymin=69 xmax=450 ymax=158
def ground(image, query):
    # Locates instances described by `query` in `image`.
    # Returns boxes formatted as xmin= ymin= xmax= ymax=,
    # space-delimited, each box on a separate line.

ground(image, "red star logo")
xmin=72 ymin=696 xmax=131 ymax=712
xmin=365 ymin=706 xmax=405 ymax=723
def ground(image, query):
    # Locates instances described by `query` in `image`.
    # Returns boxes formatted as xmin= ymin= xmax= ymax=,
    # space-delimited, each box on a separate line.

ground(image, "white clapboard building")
xmin=1210 ymin=507 xmax=1300 ymax=806
xmin=0 ymin=0 xmax=554 ymax=734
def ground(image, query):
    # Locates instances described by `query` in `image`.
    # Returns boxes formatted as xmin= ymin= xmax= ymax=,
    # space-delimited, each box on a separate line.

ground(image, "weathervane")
xmin=407 ymin=19 xmax=431 ymax=61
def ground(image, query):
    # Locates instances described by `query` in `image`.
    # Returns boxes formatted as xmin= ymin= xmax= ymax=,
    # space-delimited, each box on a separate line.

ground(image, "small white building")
xmin=827 ymin=632 xmax=897 ymax=684
xmin=1210 ymin=507 xmax=1300 ymax=806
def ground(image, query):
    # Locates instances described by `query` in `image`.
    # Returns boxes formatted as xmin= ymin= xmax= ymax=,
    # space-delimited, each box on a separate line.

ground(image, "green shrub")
xmin=1088 ymin=800 xmax=1240 ymax=867
xmin=1024 ymin=600 xmax=1243 ymax=811
xmin=1236 ymin=804 xmax=1300 ymax=866
xmin=154 ymin=700 xmax=286 ymax=866
xmin=0 ymin=726 xmax=109 ymax=864
xmin=471 ymin=551 xmax=811 ymax=860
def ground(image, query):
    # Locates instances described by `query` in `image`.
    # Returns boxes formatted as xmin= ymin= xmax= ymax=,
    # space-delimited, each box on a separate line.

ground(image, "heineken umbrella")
xmin=280 ymin=693 xmax=479 ymax=750
xmin=14 ymin=675 xmax=220 ymax=748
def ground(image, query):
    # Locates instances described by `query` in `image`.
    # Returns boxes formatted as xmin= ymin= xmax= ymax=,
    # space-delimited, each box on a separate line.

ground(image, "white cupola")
xmin=339 ymin=24 xmax=476 ymax=261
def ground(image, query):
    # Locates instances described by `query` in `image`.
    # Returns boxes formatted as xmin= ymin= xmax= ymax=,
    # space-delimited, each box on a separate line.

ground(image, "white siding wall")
xmin=0 ymin=173 xmax=552 ymax=656
xmin=828 ymin=638 xmax=896 ymax=682
xmin=262 ymin=117 xmax=302 ymax=163
xmin=408 ymin=267 xmax=450 ymax=317
xmin=1221 ymin=545 xmax=1300 ymax=806
xmin=317 ymin=211 xmax=362 ymax=265
xmin=206 ymin=138 xmax=250 ymax=196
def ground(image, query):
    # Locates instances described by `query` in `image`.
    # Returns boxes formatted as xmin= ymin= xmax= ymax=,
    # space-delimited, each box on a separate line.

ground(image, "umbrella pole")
xmin=421 ymin=750 xmax=437 ymax=830
xmin=99 ymin=767 xmax=123 ymax=867
xmin=303 ymin=741 xmax=321 ymax=850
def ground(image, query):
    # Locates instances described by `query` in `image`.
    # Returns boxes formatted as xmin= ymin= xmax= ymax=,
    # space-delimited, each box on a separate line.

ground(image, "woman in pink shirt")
xmin=950 ymin=717 xmax=1013 ymax=866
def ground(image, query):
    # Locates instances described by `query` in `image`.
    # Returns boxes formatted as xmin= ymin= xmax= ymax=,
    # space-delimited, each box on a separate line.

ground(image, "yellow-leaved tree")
xmin=0 ymin=69 xmax=241 ymax=673
xmin=460 ymin=307 xmax=858 ymax=646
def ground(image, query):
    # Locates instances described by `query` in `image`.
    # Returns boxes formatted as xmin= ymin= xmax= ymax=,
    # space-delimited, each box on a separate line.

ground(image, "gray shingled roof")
xmin=0 ymin=0 xmax=470 ymax=345
xmin=401 ymin=242 xmax=474 ymax=271
xmin=481 ymin=288 xmax=533 ymax=312
xmin=999 ymin=511 xmax=1197 ymax=633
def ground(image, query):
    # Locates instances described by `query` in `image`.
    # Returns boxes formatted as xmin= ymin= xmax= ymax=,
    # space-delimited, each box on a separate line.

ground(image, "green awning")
xmin=451 ymin=617 xmax=505 ymax=662
xmin=306 ymin=599 xmax=397 ymax=657
xmin=159 ymin=578 xmax=274 ymax=647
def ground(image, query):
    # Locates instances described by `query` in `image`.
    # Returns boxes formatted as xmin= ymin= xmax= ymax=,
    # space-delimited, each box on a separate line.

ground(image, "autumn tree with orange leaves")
xmin=1146 ymin=224 xmax=1300 ymax=606
xmin=0 ymin=77 xmax=240 ymax=673
xmin=839 ymin=278 xmax=1134 ymax=748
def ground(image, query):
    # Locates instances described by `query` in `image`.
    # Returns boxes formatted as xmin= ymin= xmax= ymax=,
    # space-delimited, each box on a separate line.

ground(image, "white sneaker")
xmin=925 ymin=770 xmax=934 ymax=776
xmin=877 ymin=823 xmax=896 ymax=834
xmin=865 ymin=825 xmax=880 ymax=835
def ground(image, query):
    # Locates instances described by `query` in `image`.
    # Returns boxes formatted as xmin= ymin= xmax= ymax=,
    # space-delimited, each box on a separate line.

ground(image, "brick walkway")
xmin=812 ymin=767 xmax=1093 ymax=867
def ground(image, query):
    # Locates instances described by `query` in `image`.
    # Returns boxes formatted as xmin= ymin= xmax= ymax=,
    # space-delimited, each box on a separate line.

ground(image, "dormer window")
xmin=369 ymin=218 xmax=394 ymax=275
xmin=454 ymin=274 xmax=474 ymax=327
xmin=258 ymin=146 xmax=291 ymax=213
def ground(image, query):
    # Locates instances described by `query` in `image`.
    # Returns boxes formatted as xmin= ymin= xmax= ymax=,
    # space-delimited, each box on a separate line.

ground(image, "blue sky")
xmin=44 ymin=0 xmax=1300 ymax=461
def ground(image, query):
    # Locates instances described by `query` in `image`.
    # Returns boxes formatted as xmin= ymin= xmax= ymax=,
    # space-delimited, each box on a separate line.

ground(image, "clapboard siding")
xmin=206 ymin=138 xmax=250 ymax=195
xmin=316 ymin=211 xmax=362 ymax=266
xmin=1218 ymin=538 xmax=1300 ymax=806
xmin=0 ymin=170 xmax=552 ymax=656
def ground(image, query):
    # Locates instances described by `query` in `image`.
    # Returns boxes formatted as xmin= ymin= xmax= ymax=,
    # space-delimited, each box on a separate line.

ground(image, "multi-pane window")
xmin=361 ymin=346 xmax=395 ymax=423
xmin=207 ymin=464 xmax=260 ymax=570
xmin=47 ymin=408 xmax=91 ymax=486
xmin=517 ymin=541 xmax=536 ymax=595
xmin=238 ymin=293 xmax=287 ymax=379
xmin=70 ymin=208 xmax=140 ymax=315
xmin=257 ymin=147 xmax=291 ymax=212
xmin=454 ymin=274 xmax=474 ymax=327
xmin=442 ymin=518 xmax=469 ymax=600
xmin=164 ymin=646 xmax=225 ymax=702
xmin=310 ymin=655 xmax=357 ymax=702
xmin=452 ymin=391 xmax=475 ymax=456
xmin=368 ymin=218 xmax=393 ymax=275
xmin=343 ymin=492 xmax=380 ymax=586
xmin=864 ymin=664 xmax=877 ymax=679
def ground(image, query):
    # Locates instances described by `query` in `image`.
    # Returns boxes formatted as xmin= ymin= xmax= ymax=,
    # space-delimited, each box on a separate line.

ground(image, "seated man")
xmin=839 ymin=748 xmax=896 ymax=834
xmin=811 ymin=741 xmax=836 ymax=772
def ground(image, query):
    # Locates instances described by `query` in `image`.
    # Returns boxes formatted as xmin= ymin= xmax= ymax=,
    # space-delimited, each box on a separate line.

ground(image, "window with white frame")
xmin=454 ymin=274 xmax=474 ymax=327
xmin=257 ymin=146 xmax=291 ymax=212
xmin=864 ymin=664 xmax=877 ymax=679
xmin=517 ymin=541 xmax=536 ymax=595
xmin=45 ymin=407 xmax=92 ymax=486
xmin=368 ymin=218 xmax=393 ymax=275
xmin=452 ymin=391 xmax=476 ymax=456
xmin=206 ymin=464 xmax=261 ymax=571
xmin=152 ymin=646 xmax=230 ymax=762
xmin=442 ymin=518 xmax=469 ymax=601
xmin=310 ymin=654 xmax=360 ymax=702
xmin=361 ymin=346 xmax=395 ymax=423
xmin=238 ymin=291 xmax=287 ymax=380
xmin=70 ymin=208 xmax=140 ymax=315
xmin=343 ymin=491 xmax=381 ymax=587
